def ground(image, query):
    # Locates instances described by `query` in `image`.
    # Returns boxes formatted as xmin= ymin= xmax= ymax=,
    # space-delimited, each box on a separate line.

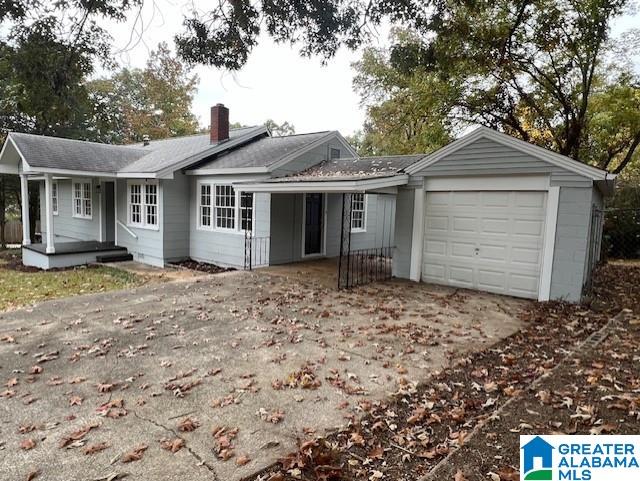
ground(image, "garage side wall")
xmin=549 ymin=186 xmax=594 ymax=302
xmin=392 ymin=188 xmax=415 ymax=279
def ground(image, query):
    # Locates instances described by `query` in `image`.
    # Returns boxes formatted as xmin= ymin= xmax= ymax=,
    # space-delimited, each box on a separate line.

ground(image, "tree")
xmin=87 ymin=43 xmax=200 ymax=144
xmin=265 ymin=119 xmax=295 ymax=136
xmin=174 ymin=0 xmax=640 ymax=175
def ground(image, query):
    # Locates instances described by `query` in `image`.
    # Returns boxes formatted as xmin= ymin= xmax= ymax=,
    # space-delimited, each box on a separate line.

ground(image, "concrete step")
xmin=96 ymin=253 xmax=134 ymax=263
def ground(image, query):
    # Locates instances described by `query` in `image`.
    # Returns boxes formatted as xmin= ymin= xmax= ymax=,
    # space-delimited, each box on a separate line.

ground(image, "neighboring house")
xmin=0 ymin=104 xmax=615 ymax=302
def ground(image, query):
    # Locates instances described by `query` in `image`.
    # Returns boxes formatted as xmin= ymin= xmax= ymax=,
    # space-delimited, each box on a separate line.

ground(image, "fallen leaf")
xmin=121 ymin=444 xmax=148 ymax=463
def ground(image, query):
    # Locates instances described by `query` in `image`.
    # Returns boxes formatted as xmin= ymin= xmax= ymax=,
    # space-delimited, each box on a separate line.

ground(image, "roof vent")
xmin=210 ymin=103 xmax=229 ymax=144
xmin=142 ymin=134 xmax=150 ymax=146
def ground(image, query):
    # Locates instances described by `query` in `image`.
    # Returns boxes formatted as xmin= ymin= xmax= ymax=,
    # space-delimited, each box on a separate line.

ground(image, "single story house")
xmin=0 ymin=104 xmax=615 ymax=302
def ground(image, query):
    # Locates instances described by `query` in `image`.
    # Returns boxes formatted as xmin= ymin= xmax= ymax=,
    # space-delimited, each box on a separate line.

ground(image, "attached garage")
xmin=422 ymin=190 xmax=546 ymax=299
xmin=395 ymin=127 xmax=615 ymax=303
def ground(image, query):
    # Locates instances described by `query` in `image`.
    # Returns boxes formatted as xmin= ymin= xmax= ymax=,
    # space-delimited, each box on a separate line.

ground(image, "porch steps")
xmin=96 ymin=253 xmax=134 ymax=263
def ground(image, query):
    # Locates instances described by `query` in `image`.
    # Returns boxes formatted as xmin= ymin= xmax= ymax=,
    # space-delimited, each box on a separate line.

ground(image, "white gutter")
xmin=235 ymin=174 xmax=409 ymax=193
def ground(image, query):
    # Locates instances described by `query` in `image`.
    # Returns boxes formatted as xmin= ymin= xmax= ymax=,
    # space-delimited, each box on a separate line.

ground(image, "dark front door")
xmin=304 ymin=193 xmax=323 ymax=256
xmin=104 ymin=182 xmax=115 ymax=242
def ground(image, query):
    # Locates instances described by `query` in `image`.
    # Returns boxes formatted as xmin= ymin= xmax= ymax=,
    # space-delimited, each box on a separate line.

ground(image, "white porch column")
xmin=409 ymin=188 xmax=425 ymax=282
xmin=44 ymin=173 xmax=55 ymax=253
xmin=20 ymin=174 xmax=31 ymax=245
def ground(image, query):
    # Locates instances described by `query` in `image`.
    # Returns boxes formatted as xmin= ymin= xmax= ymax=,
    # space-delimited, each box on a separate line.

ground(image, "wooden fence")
xmin=2 ymin=220 xmax=40 ymax=244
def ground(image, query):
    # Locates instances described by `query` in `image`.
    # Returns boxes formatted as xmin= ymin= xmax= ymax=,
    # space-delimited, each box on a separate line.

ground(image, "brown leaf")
xmin=236 ymin=454 xmax=251 ymax=466
xmin=20 ymin=438 xmax=36 ymax=450
xmin=177 ymin=417 xmax=200 ymax=432
xmin=69 ymin=396 xmax=83 ymax=406
xmin=26 ymin=469 xmax=40 ymax=481
xmin=59 ymin=421 xmax=100 ymax=448
xmin=160 ymin=438 xmax=185 ymax=453
xmin=29 ymin=366 xmax=43 ymax=375
xmin=84 ymin=442 xmax=110 ymax=455
xmin=6 ymin=377 xmax=18 ymax=387
xmin=121 ymin=444 xmax=148 ymax=463
xmin=97 ymin=383 xmax=114 ymax=393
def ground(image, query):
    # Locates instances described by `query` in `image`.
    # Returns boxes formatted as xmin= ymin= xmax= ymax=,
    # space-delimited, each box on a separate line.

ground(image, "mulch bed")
xmin=171 ymin=259 xmax=234 ymax=275
xmin=0 ymin=249 xmax=99 ymax=273
xmin=247 ymin=263 xmax=640 ymax=481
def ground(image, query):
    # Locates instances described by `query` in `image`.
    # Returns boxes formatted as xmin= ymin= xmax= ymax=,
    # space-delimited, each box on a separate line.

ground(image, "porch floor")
xmin=23 ymin=241 xmax=126 ymax=256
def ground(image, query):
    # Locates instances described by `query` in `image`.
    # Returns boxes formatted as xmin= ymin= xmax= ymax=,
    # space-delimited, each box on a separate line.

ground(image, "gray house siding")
xmin=269 ymin=193 xmax=303 ymax=264
xmin=188 ymin=176 xmax=271 ymax=268
xmin=415 ymin=138 xmax=581 ymax=178
xmin=549 ymin=186 xmax=594 ymax=301
xmin=162 ymin=173 xmax=190 ymax=261
xmin=39 ymin=179 xmax=101 ymax=242
xmin=115 ymin=179 xmax=165 ymax=267
xmin=392 ymin=188 xmax=415 ymax=279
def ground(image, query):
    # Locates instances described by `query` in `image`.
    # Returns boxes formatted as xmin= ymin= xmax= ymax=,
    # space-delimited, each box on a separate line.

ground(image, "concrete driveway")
xmin=0 ymin=263 xmax=527 ymax=481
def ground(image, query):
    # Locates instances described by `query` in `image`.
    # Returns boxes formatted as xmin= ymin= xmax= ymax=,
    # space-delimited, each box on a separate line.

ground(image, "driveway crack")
xmin=132 ymin=410 xmax=219 ymax=480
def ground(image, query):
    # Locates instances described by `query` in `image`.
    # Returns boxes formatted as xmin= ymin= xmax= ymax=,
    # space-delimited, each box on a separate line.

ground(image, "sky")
xmin=104 ymin=0 xmax=639 ymax=137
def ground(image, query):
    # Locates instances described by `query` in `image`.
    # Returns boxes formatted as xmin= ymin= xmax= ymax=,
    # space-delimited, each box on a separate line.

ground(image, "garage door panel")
xmin=452 ymin=216 xmax=477 ymax=233
xmin=424 ymin=239 xmax=447 ymax=256
xmin=452 ymin=192 xmax=479 ymax=206
xmin=511 ymin=246 xmax=541 ymax=265
xmin=478 ymin=269 xmax=506 ymax=290
xmin=449 ymin=265 xmax=474 ymax=286
xmin=480 ymin=217 xmax=509 ymax=235
xmin=422 ymin=190 xmax=546 ymax=299
xmin=425 ymin=215 xmax=448 ymax=232
xmin=514 ymin=219 xmax=545 ymax=237
xmin=481 ymin=192 xmax=510 ymax=207
xmin=477 ymin=243 xmax=507 ymax=262
xmin=423 ymin=263 xmax=446 ymax=281
xmin=516 ymin=191 xmax=546 ymax=208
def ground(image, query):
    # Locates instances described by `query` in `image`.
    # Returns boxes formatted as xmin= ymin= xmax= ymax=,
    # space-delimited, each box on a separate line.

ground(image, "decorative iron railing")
xmin=244 ymin=233 xmax=270 ymax=270
xmin=340 ymin=246 xmax=394 ymax=289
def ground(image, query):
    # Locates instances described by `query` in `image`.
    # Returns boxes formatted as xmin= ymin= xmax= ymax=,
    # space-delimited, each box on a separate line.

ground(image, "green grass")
xmin=0 ymin=249 xmax=145 ymax=311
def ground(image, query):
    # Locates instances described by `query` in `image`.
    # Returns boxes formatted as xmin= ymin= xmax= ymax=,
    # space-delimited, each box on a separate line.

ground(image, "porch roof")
xmin=235 ymin=154 xmax=423 ymax=193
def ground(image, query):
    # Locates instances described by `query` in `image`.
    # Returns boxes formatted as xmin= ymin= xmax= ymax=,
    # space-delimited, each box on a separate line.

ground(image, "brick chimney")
xmin=210 ymin=103 xmax=229 ymax=144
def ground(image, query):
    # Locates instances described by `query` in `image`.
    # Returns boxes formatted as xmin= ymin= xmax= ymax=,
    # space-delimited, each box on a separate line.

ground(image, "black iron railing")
xmin=340 ymin=246 xmax=394 ymax=288
xmin=244 ymin=233 xmax=270 ymax=270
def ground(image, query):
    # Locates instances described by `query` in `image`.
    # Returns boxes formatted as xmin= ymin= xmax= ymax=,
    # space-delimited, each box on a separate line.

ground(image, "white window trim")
xmin=350 ymin=193 xmax=367 ymax=233
xmin=196 ymin=181 xmax=255 ymax=235
xmin=52 ymin=180 xmax=58 ymax=216
xmin=71 ymin=178 xmax=92 ymax=220
xmin=127 ymin=180 xmax=159 ymax=231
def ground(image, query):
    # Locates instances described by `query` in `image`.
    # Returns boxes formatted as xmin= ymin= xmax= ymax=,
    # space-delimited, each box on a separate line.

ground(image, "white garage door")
xmin=422 ymin=191 xmax=547 ymax=299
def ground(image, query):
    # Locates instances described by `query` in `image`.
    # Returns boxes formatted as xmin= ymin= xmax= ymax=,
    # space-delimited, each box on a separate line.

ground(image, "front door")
xmin=304 ymin=193 xmax=324 ymax=256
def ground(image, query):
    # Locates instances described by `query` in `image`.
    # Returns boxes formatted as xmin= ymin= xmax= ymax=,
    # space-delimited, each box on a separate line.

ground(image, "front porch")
xmin=23 ymin=241 xmax=130 ymax=269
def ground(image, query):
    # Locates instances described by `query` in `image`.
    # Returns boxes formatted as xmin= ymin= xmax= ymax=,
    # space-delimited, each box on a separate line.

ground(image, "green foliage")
xmin=265 ymin=119 xmax=295 ymax=136
xmin=87 ymin=43 xmax=200 ymax=144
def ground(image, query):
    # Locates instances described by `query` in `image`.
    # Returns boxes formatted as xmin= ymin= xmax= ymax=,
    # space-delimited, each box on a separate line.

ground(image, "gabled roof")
xmin=3 ymin=126 xmax=268 ymax=177
xmin=9 ymin=132 xmax=148 ymax=173
xmin=120 ymin=126 xmax=265 ymax=175
xmin=406 ymin=126 xmax=613 ymax=181
xmin=189 ymin=131 xmax=334 ymax=172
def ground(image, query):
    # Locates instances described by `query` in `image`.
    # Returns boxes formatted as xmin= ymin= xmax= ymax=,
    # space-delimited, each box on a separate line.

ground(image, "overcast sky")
xmin=105 ymin=0 xmax=640 ymax=137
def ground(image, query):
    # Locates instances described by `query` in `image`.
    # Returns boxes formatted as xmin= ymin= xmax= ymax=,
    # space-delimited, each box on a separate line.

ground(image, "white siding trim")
xmin=44 ymin=174 xmax=55 ymax=253
xmin=539 ymin=186 xmax=560 ymax=301
xmin=409 ymin=189 xmax=425 ymax=282
xmin=424 ymin=174 xmax=550 ymax=191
